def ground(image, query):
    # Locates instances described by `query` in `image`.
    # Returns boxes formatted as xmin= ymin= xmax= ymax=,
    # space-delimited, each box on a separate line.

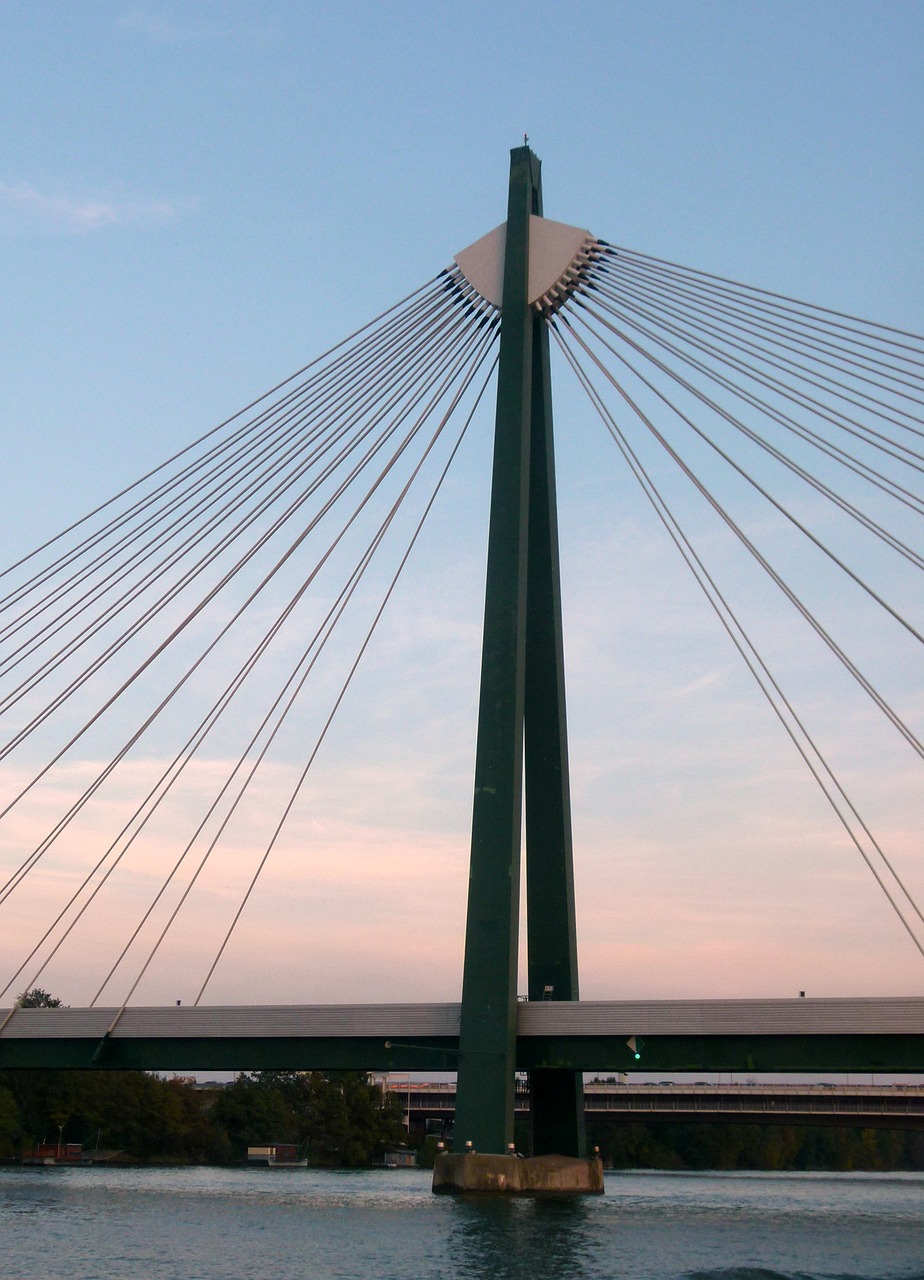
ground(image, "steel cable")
xmin=592 ymin=273 xmax=924 ymax=467
xmin=0 ymin=275 xmax=444 ymax=589
xmin=571 ymin=297 xmax=924 ymax=572
xmin=106 ymin=344 xmax=498 ymax=1016
xmin=575 ymin=286 xmax=924 ymax=520
xmin=0 ymin=290 xmax=489 ymax=761
xmin=0 ymin=315 xmax=497 ymax=912
xmin=556 ymin=312 xmax=924 ymax=760
xmin=1 ymin=330 xmax=498 ymax=1006
xmin=599 ymin=254 xmax=924 ymax=409
xmin=0 ymin=285 xmax=479 ymax=692
xmin=585 ymin=279 xmax=924 ymax=493
xmin=600 ymin=243 xmax=924 ymax=351
xmin=0 ymin=282 xmax=460 ymax=638
xmin=552 ymin=320 xmax=924 ymax=960
xmin=567 ymin=302 xmax=924 ymax=640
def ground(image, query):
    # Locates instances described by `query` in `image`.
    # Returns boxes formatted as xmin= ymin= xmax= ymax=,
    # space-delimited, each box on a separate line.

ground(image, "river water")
xmin=0 ymin=1166 xmax=920 ymax=1280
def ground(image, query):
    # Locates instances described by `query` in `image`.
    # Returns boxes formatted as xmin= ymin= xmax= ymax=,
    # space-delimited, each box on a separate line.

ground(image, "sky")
xmin=0 ymin=0 xmax=921 ymax=1011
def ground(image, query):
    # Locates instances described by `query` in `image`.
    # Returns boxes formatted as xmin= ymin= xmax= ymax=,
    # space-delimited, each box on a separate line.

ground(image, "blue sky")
xmin=0 ymin=1 xmax=921 ymax=1008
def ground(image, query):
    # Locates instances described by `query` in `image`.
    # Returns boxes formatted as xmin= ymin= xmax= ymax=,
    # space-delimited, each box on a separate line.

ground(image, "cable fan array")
xmin=0 ymin=230 xmax=922 ymax=1015
xmin=0 ymin=267 xmax=498 ymax=1015
xmin=547 ymin=242 xmax=924 ymax=958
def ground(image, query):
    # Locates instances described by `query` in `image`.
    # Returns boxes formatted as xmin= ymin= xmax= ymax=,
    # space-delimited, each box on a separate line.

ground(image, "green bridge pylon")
xmin=453 ymin=146 xmax=585 ymax=1158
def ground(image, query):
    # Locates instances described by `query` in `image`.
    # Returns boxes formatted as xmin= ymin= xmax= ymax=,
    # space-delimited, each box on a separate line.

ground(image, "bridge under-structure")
xmin=1 ymin=144 xmax=922 ymax=1191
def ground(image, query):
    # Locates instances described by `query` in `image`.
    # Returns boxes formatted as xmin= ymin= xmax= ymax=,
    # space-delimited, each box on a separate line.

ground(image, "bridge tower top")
xmin=454 ymin=211 xmax=598 ymax=316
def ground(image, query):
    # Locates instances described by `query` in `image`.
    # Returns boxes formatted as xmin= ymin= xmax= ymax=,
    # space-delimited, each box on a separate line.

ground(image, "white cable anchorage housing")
xmin=454 ymin=215 xmax=604 ymax=317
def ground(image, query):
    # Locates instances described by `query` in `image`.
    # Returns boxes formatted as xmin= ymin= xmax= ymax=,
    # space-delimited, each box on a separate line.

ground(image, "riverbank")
xmin=3 ymin=1066 xmax=923 ymax=1172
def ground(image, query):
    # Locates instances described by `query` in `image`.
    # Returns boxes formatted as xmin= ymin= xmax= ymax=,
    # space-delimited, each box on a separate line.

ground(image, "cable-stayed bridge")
xmin=0 ymin=148 xmax=921 ymax=1161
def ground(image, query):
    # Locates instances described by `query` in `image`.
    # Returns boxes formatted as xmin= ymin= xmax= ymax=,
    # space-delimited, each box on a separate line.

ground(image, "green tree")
xmin=339 ymin=1072 xmax=407 ymax=1166
xmin=208 ymin=1076 xmax=294 ymax=1159
xmin=16 ymin=988 xmax=64 ymax=1008
xmin=0 ymin=1085 xmax=21 ymax=1157
xmin=585 ymin=1116 xmax=924 ymax=1172
xmin=217 ymin=1071 xmax=408 ymax=1166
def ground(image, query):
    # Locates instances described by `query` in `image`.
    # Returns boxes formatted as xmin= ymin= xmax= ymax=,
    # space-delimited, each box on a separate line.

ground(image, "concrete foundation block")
xmin=431 ymin=1152 xmax=604 ymax=1195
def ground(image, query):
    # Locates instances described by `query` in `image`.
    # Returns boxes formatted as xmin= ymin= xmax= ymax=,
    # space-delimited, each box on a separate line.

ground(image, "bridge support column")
xmin=452 ymin=145 xmax=585 ymax=1166
xmin=524 ymin=267 xmax=585 ymax=1159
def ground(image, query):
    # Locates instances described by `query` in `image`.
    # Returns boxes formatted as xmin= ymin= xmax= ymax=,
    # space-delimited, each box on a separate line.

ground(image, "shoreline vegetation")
xmin=0 ymin=1068 xmax=922 ymax=1171
xmin=0 ymin=1068 xmax=408 ymax=1169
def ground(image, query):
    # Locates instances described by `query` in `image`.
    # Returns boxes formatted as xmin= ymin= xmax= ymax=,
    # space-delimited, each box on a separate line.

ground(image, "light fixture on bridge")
xmin=627 ymin=1036 xmax=644 ymax=1060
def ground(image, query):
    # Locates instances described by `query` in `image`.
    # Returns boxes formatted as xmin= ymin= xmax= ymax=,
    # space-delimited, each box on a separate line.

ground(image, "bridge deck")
xmin=1 ymin=998 xmax=922 ymax=1073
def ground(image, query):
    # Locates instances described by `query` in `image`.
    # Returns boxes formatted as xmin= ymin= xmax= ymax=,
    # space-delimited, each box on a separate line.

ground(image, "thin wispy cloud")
xmin=118 ymin=7 xmax=223 ymax=43
xmin=118 ymin=6 xmax=276 ymax=45
xmin=0 ymin=182 xmax=194 ymax=234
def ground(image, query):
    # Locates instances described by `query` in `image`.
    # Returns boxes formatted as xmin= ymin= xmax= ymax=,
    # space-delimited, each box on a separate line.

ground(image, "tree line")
xmin=0 ymin=1067 xmax=408 ymax=1166
xmin=585 ymin=1115 xmax=924 ymax=1172
xmin=2 ymin=1070 xmax=922 ymax=1169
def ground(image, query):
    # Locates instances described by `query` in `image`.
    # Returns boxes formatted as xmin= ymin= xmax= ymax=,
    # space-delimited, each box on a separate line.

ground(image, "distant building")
xmin=246 ymin=1144 xmax=306 ymax=1167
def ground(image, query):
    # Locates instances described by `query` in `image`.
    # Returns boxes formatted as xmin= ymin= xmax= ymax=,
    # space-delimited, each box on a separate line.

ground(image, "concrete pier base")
xmin=431 ymin=1152 xmax=604 ymax=1196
